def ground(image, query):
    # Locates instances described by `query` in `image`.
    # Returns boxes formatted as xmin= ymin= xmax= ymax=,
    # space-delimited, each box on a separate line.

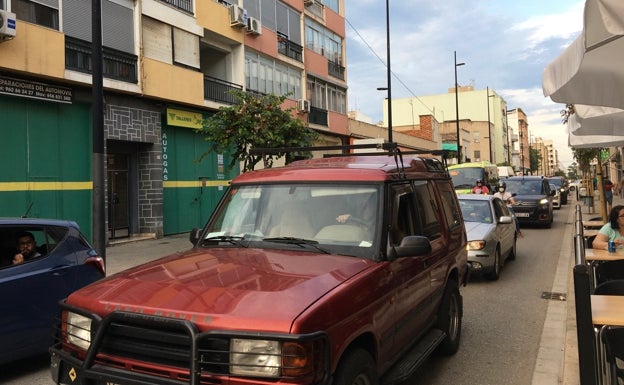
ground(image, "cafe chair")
xmin=601 ymin=326 xmax=624 ymax=385
xmin=585 ymin=234 xmax=596 ymax=249
xmin=595 ymin=261 xmax=624 ymax=287
xmin=593 ymin=279 xmax=624 ymax=295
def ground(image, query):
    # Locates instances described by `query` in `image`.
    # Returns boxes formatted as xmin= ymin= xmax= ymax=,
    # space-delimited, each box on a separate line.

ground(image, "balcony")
xmin=328 ymin=60 xmax=345 ymax=80
xmin=65 ymin=37 xmax=138 ymax=83
xmin=203 ymin=76 xmax=243 ymax=104
xmin=158 ymin=0 xmax=193 ymax=14
xmin=309 ymin=106 xmax=328 ymax=126
xmin=277 ymin=33 xmax=303 ymax=62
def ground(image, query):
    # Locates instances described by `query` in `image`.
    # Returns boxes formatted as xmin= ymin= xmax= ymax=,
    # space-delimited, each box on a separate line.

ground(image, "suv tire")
xmin=434 ymin=280 xmax=462 ymax=355
xmin=333 ymin=348 xmax=379 ymax=385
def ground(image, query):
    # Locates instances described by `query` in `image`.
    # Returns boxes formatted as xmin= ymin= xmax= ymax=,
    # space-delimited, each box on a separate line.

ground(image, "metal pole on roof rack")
xmin=385 ymin=0 xmax=393 ymax=144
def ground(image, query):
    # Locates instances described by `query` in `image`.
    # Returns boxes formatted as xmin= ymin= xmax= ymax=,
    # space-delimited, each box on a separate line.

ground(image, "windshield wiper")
xmin=202 ymin=235 xmax=248 ymax=247
xmin=263 ymin=237 xmax=331 ymax=254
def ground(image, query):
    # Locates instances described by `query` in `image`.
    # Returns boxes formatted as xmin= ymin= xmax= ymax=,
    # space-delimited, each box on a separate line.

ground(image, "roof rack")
xmin=249 ymin=143 xmax=451 ymax=176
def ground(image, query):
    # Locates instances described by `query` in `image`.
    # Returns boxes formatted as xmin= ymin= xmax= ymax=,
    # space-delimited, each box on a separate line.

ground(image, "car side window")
xmin=391 ymin=183 xmax=418 ymax=244
xmin=492 ymin=198 xmax=508 ymax=218
xmin=0 ymin=227 xmax=49 ymax=268
xmin=413 ymin=181 xmax=442 ymax=240
xmin=437 ymin=181 xmax=462 ymax=230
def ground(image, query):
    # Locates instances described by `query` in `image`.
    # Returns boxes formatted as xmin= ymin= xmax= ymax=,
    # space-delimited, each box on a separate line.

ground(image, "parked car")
xmin=547 ymin=176 xmax=569 ymax=204
xmin=504 ymin=176 xmax=555 ymax=227
xmin=550 ymin=183 xmax=561 ymax=209
xmin=458 ymin=194 xmax=517 ymax=280
xmin=0 ymin=218 xmax=104 ymax=365
xmin=569 ymin=179 xmax=582 ymax=192
xmin=50 ymin=150 xmax=469 ymax=385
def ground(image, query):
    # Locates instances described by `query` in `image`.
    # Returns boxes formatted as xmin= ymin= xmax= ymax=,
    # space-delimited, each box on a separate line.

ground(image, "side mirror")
xmin=392 ymin=235 xmax=432 ymax=258
xmin=189 ymin=228 xmax=202 ymax=245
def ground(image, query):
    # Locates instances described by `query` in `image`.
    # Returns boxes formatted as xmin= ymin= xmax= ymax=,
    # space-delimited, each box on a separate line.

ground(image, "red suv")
xmin=51 ymin=152 xmax=468 ymax=385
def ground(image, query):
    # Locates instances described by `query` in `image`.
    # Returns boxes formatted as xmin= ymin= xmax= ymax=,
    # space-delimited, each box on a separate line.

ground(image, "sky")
xmin=344 ymin=0 xmax=584 ymax=169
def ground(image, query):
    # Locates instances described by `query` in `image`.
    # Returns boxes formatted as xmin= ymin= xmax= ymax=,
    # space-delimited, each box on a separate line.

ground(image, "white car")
xmin=550 ymin=183 xmax=561 ymax=209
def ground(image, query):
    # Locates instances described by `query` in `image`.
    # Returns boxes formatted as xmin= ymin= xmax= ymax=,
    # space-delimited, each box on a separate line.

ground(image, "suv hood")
xmin=511 ymin=193 xmax=547 ymax=204
xmin=67 ymin=247 xmax=374 ymax=331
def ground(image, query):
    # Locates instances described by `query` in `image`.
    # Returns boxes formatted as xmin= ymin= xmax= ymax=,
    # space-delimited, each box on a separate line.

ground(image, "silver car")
xmin=458 ymin=194 xmax=517 ymax=280
xmin=550 ymin=183 xmax=561 ymax=209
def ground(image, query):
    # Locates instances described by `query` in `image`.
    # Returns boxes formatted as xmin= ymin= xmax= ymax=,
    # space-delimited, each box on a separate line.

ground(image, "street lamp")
xmin=454 ymin=51 xmax=465 ymax=164
xmin=486 ymin=86 xmax=494 ymax=163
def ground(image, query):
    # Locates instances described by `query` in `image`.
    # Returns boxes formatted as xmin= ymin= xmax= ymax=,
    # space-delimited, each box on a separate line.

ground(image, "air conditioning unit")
xmin=246 ymin=17 xmax=262 ymax=35
xmin=229 ymin=5 xmax=248 ymax=28
xmin=0 ymin=10 xmax=17 ymax=40
xmin=304 ymin=0 xmax=315 ymax=6
xmin=297 ymin=99 xmax=310 ymax=113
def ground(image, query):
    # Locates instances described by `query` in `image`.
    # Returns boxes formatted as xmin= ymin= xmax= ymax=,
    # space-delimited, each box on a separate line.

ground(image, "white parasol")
xmin=542 ymin=0 xmax=624 ymax=108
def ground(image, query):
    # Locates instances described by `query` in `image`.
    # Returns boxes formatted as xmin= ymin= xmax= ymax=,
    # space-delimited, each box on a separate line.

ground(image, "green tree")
xmin=198 ymin=90 xmax=318 ymax=172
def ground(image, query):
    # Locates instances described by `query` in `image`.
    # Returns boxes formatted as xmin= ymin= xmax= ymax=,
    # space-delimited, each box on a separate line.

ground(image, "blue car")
xmin=0 ymin=218 xmax=104 ymax=364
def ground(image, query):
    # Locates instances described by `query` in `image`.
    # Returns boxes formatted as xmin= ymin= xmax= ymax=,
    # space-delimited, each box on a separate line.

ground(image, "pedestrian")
xmin=604 ymin=179 xmax=615 ymax=213
xmin=617 ymin=179 xmax=624 ymax=199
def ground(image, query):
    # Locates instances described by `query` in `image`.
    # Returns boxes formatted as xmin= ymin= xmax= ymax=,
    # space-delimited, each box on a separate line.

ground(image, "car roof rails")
xmin=249 ymin=143 xmax=452 ymax=176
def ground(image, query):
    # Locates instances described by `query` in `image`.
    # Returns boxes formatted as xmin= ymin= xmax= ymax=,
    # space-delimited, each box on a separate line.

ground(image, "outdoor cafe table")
xmin=585 ymin=248 xmax=624 ymax=263
xmin=583 ymin=229 xmax=600 ymax=238
xmin=585 ymin=248 xmax=624 ymax=289
xmin=583 ymin=220 xmax=605 ymax=229
xmin=591 ymin=295 xmax=624 ymax=385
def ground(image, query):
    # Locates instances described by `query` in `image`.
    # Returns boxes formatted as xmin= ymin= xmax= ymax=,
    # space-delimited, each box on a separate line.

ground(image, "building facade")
xmin=383 ymin=86 xmax=511 ymax=166
xmin=0 ymin=0 xmax=349 ymax=241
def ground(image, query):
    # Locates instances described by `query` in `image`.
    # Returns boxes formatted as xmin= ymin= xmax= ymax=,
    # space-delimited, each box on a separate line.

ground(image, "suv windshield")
xmin=202 ymin=184 xmax=381 ymax=259
xmin=505 ymin=179 xmax=544 ymax=195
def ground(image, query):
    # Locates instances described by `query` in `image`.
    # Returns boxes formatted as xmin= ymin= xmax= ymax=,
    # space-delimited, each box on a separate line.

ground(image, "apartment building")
xmin=387 ymin=86 xmax=511 ymax=166
xmin=0 ymin=0 xmax=348 ymax=239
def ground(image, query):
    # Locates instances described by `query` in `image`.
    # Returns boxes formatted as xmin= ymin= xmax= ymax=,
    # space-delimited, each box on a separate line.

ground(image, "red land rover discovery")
xmin=50 ymin=152 xmax=468 ymax=385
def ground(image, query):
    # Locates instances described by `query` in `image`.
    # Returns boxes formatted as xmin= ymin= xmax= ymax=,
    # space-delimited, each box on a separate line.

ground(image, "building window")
xmin=245 ymin=51 xmax=301 ymax=99
xmin=305 ymin=18 xmax=343 ymax=64
xmin=13 ymin=0 xmax=59 ymax=30
xmin=474 ymin=150 xmax=481 ymax=160
xmin=306 ymin=76 xmax=346 ymax=114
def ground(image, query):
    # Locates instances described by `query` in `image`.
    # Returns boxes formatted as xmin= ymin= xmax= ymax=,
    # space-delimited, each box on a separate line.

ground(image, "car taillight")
xmin=85 ymin=256 xmax=105 ymax=275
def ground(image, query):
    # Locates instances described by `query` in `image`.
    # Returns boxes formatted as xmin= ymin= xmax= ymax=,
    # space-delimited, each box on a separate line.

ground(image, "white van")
xmin=497 ymin=166 xmax=515 ymax=178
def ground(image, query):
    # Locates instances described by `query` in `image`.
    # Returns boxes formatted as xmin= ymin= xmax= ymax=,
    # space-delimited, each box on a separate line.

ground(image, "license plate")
xmin=515 ymin=212 xmax=530 ymax=217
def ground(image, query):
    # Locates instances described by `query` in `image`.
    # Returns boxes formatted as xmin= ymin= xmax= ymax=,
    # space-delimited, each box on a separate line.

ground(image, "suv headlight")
xmin=65 ymin=311 xmax=92 ymax=351
xmin=231 ymin=339 xmax=281 ymax=377
xmin=539 ymin=198 xmax=549 ymax=206
xmin=229 ymin=339 xmax=316 ymax=378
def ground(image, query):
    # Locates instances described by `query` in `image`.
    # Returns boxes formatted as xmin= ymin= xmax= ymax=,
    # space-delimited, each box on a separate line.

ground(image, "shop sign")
xmin=166 ymin=108 xmax=203 ymax=129
xmin=0 ymin=75 xmax=72 ymax=104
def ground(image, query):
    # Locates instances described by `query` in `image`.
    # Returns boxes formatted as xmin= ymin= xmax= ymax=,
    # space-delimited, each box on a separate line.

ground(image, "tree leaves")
xmin=197 ymin=91 xmax=318 ymax=172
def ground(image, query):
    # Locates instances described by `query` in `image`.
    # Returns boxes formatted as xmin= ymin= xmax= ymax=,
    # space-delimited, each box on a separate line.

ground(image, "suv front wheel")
xmin=333 ymin=348 xmax=379 ymax=385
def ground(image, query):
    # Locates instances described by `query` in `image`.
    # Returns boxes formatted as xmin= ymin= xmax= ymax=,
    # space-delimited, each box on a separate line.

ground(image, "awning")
xmin=542 ymin=0 xmax=624 ymax=109
xmin=569 ymin=104 xmax=624 ymax=136
xmin=568 ymin=113 xmax=624 ymax=148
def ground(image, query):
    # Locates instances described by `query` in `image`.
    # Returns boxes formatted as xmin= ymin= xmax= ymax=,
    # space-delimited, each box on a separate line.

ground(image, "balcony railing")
xmin=65 ymin=37 xmax=138 ymax=83
xmin=204 ymin=76 xmax=243 ymax=104
xmin=277 ymin=34 xmax=303 ymax=62
xmin=328 ymin=60 xmax=345 ymax=80
xmin=309 ymin=106 xmax=328 ymax=126
xmin=158 ymin=0 xmax=193 ymax=14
